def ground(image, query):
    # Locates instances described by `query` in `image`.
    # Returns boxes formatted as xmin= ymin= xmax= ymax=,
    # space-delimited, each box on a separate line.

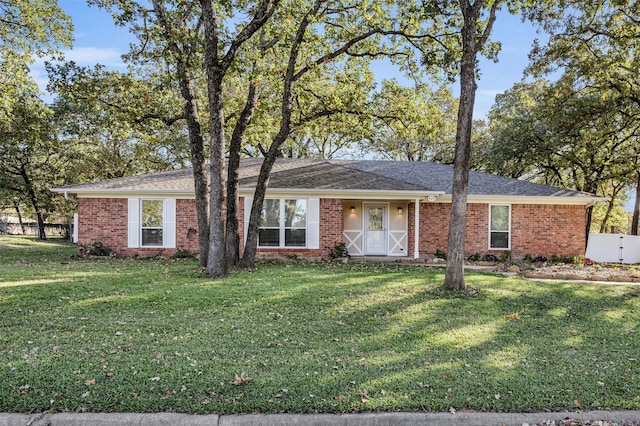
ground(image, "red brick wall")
xmin=77 ymin=198 xmax=128 ymax=254
xmin=175 ymin=199 xmax=200 ymax=253
xmin=78 ymin=197 xmax=586 ymax=260
xmin=408 ymin=202 xmax=587 ymax=258
xmin=77 ymin=198 xmax=200 ymax=258
xmin=77 ymin=197 xmax=343 ymax=259
xmin=510 ymin=204 xmax=586 ymax=258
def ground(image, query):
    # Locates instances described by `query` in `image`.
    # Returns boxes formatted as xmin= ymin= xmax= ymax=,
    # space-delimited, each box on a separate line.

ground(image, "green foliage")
xmin=435 ymin=248 xmax=447 ymax=259
xmin=513 ymin=1 xmax=640 ymax=228
xmin=0 ymin=92 xmax=74 ymax=235
xmin=2 ymin=236 xmax=640 ymax=414
xmin=0 ymin=0 xmax=72 ymax=122
xmin=468 ymin=252 xmax=481 ymax=262
xmin=498 ymin=251 xmax=511 ymax=263
xmin=365 ymin=81 xmax=458 ymax=161
xmin=523 ymin=253 xmax=533 ymax=263
xmin=48 ymin=63 xmax=191 ymax=181
xmin=484 ymin=76 xmax=638 ymax=235
xmin=571 ymin=254 xmax=585 ymax=267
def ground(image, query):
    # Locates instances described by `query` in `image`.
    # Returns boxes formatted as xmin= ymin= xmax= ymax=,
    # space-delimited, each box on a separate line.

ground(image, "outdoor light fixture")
xmin=397 ymin=206 xmax=403 ymax=214
xmin=350 ymin=206 xmax=356 ymax=213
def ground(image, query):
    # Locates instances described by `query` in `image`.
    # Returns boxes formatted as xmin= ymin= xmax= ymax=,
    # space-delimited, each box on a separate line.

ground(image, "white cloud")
xmin=33 ymin=46 xmax=126 ymax=69
xmin=61 ymin=46 xmax=126 ymax=68
xmin=31 ymin=46 xmax=127 ymax=99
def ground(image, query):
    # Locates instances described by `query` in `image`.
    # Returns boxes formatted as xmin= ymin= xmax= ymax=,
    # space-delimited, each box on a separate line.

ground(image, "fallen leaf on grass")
xmin=149 ymin=377 xmax=161 ymax=382
xmin=84 ymin=379 xmax=96 ymax=386
xmin=505 ymin=313 xmax=520 ymax=321
xmin=231 ymin=372 xmax=252 ymax=385
xmin=356 ymin=390 xmax=369 ymax=403
xmin=449 ymin=407 xmax=456 ymax=414
xmin=19 ymin=385 xmax=30 ymax=394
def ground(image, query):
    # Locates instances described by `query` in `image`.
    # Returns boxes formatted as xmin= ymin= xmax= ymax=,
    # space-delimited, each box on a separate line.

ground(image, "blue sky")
xmin=34 ymin=1 xmax=547 ymax=119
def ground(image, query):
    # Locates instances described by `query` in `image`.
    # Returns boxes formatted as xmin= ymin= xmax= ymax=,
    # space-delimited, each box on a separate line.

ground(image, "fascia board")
xmin=238 ymin=188 xmax=446 ymax=200
xmin=437 ymin=194 xmax=605 ymax=206
xmin=53 ymin=190 xmax=195 ymax=199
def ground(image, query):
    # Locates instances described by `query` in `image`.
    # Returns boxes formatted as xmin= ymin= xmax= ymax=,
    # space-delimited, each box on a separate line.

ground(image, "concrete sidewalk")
xmin=2 ymin=411 xmax=640 ymax=426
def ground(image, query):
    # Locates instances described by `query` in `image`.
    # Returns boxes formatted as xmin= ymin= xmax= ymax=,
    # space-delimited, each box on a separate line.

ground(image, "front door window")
xmin=365 ymin=205 xmax=387 ymax=255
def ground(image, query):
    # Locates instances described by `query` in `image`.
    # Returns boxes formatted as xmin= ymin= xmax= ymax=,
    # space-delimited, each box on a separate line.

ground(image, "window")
xmin=259 ymin=199 xmax=280 ymax=246
xmin=128 ymin=198 xmax=176 ymax=249
xmin=285 ymin=199 xmax=306 ymax=246
xmin=489 ymin=205 xmax=510 ymax=249
xmin=259 ymin=198 xmax=307 ymax=247
xmin=141 ymin=199 xmax=164 ymax=246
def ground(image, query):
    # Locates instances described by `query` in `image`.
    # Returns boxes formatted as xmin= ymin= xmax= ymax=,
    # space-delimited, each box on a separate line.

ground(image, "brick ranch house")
xmin=52 ymin=158 xmax=602 ymax=260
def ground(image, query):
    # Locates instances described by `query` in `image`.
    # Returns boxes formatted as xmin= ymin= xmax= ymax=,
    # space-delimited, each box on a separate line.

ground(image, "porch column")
xmin=414 ymin=198 xmax=420 ymax=259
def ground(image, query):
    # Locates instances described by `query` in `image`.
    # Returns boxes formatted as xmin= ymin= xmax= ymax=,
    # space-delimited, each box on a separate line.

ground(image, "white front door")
xmin=364 ymin=204 xmax=387 ymax=255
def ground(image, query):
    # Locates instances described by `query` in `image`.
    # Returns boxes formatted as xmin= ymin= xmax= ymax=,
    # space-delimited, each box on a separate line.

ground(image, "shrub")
xmin=79 ymin=241 xmax=112 ymax=257
xmin=499 ymin=251 xmax=512 ymax=263
xmin=171 ymin=248 xmax=196 ymax=259
xmin=481 ymin=254 xmax=499 ymax=262
xmin=523 ymin=254 xmax=533 ymax=263
xmin=467 ymin=252 xmax=481 ymax=262
xmin=435 ymin=248 xmax=447 ymax=260
xmin=327 ymin=242 xmax=350 ymax=260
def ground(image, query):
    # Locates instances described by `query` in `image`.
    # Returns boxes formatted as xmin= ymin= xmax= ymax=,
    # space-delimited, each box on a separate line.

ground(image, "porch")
xmin=342 ymin=200 xmax=423 ymax=258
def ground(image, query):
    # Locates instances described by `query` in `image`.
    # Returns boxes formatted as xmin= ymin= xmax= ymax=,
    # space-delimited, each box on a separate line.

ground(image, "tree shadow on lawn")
xmin=1 ymin=258 xmax=639 ymax=414
xmin=323 ymin=273 xmax=640 ymax=412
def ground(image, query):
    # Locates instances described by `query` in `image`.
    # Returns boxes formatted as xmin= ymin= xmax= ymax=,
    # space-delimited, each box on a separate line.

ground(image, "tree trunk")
xmin=152 ymin=0 xmax=210 ymax=267
xmin=443 ymin=0 xmax=498 ymax=291
xmin=201 ymin=0 xmax=227 ymax=277
xmin=226 ymin=83 xmax=258 ymax=266
xmin=20 ymin=165 xmax=46 ymax=240
xmin=598 ymin=184 xmax=623 ymax=233
xmin=180 ymin=83 xmax=210 ymax=268
xmin=240 ymin=151 xmax=280 ymax=269
xmin=444 ymin=13 xmax=478 ymax=292
xmin=12 ymin=199 xmax=26 ymax=235
xmin=632 ymin=172 xmax=640 ymax=235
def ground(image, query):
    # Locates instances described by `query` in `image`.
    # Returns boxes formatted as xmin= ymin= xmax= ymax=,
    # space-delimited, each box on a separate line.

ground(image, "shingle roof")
xmin=52 ymin=158 xmax=599 ymax=200
xmin=341 ymin=160 xmax=591 ymax=197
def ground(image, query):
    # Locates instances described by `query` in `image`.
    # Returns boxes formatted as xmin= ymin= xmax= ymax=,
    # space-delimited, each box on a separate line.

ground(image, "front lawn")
xmin=1 ymin=236 xmax=639 ymax=414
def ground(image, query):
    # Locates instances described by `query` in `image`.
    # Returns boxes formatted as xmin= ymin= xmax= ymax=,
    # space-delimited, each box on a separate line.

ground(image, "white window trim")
xmin=128 ymin=198 xmax=176 ymax=249
xmin=488 ymin=204 xmax=511 ymax=250
xmin=244 ymin=197 xmax=319 ymax=250
xmin=140 ymin=199 xmax=164 ymax=247
xmin=258 ymin=198 xmax=308 ymax=249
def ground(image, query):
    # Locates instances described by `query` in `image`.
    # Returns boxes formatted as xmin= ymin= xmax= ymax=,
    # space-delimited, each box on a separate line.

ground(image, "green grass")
xmin=1 ymin=235 xmax=639 ymax=414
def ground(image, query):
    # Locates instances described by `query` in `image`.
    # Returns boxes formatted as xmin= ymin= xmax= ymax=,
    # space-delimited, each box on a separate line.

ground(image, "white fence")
xmin=585 ymin=233 xmax=640 ymax=264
